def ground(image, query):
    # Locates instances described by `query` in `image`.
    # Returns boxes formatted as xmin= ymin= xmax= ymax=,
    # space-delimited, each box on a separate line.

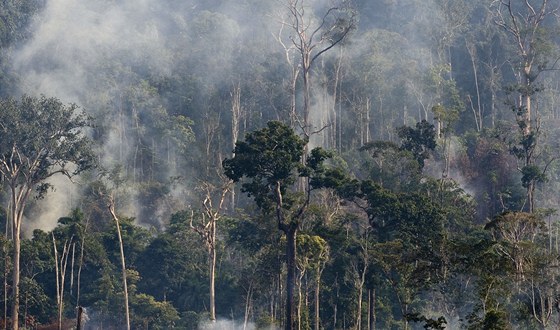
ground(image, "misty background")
xmin=2 ymin=0 xmax=560 ymax=329
xmin=7 ymin=0 xmax=498 ymax=231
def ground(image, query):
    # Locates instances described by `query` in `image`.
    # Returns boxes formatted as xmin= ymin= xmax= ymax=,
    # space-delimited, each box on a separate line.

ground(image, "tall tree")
xmin=189 ymin=179 xmax=231 ymax=322
xmin=223 ymin=121 xmax=334 ymax=330
xmin=278 ymin=0 xmax=355 ymax=140
xmin=0 ymin=95 xmax=95 ymax=330
xmin=490 ymin=0 xmax=560 ymax=212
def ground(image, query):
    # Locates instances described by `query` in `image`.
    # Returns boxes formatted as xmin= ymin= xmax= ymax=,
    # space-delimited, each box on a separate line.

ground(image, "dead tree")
xmin=277 ymin=0 xmax=355 ymax=139
xmin=107 ymin=195 xmax=131 ymax=330
xmin=52 ymin=234 xmax=73 ymax=330
xmin=190 ymin=179 xmax=231 ymax=322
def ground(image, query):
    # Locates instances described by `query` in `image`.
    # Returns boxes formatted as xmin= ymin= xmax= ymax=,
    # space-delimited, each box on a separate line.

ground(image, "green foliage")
xmin=223 ymin=121 xmax=307 ymax=211
xmin=520 ymin=165 xmax=547 ymax=188
xmin=0 ymin=95 xmax=96 ymax=196
xmin=0 ymin=0 xmax=44 ymax=47
xmin=224 ymin=121 xmax=305 ymax=183
xmin=468 ymin=309 xmax=511 ymax=330
xmin=396 ymin=120 xmax=437 ymax=169
xmin=2 ymin=1 xmax=560 ymax=328
xmin=406 ymin=312 xmax=447 ymax=329
xmin=130 ymin=293 xmax=180 ymax=329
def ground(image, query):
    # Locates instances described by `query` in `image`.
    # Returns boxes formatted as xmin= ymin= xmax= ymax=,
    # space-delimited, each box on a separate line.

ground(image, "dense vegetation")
xmin=1 ymin=0 xmax=560 ymax=329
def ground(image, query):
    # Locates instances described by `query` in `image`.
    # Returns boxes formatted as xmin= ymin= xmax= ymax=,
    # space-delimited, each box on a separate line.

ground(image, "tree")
xmin=490 ymin=0 xmax=560 ymax=212
xmin=51 ymin=233 xmax=73 ymax=330
xmin=106 ymin=194 xmax=131 ymax=330
xmin=189 ymin=179 xmax=231 ymax=322
xmin=223 ymin=121 xmax=334 ymax=330
xmin=396 ymin=120 xmax=437 ymax=170
xmin=0 ymin=95 xmax=95 ymax=330
xmin=295 ymin=234 xmax=329 ymax=330
xmin=93 ymin=167 xmax=138 ymax=330
xmin=277 ymin=0 xmax=355 ymax=139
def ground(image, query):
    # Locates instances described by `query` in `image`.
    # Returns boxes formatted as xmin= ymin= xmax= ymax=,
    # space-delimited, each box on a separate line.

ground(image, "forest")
xmin=1 ymin=0 xmax=560 ymax=329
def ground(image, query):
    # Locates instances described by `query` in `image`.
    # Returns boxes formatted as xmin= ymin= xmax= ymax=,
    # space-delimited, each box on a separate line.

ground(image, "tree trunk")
xmin=243 ymin=282 xmax=253 ymax=330
xmin=356 ymin=283 xmax=363 ymax=330
xmin=314 ymin=275 xmax=320 ymax=330
xmin=209 ymin=221 xmax=216 ymax=322
xmin=10 ymin=197 xmax=23 ymax=330
xmin=10 ymin=229 xmax=19 ymax=330
xmin=76 ymin=217 xmax=89 ymax=309
xmin=52 ymin=235 xmax=72 ymax=330
xmin=76 ymin=306 xmax=84 ymax=330
xmin=285 ymin=224 xmax=298 ymax=330
xmin=3 ymin=206 xmax=9 ymax=330
xmin=368 ymin=289 xmax=376 ymax=330
xmin=108 ymin=203 xmax=130 ymax=330
xmin=230 ymin=84 xmax=242 ymax=210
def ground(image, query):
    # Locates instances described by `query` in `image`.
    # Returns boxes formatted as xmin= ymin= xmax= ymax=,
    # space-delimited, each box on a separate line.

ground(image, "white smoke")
xmin=198 ymin=319 xmax=280 ymax=330
xmin=12 ymin=0 xmax=182 ymax=229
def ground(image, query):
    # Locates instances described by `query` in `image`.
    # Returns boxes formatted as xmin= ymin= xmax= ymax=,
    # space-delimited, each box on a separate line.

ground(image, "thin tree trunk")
xmin=284 ymin=225 xmax=298 ymax=330
xmin=108 ymin=201 xmax=130 ymax=330
xmin=297 ymin=271 xmax=303 ymax=330
xmin=314 ymin=275 xmax=320 ymax=330
xmin=356 ymin=282 xmax=363 ymax=330
xmin=76 ymin=216 xmax=89 ymax=309
xmin=230 ymin=84 xmax=242 ymax=211
xmin=369 ymin=289 xmax=376 ymax=330
xmin=3 ymin=206 xmax=8 ymax=330
xmin=76 ymin=306 xmax=84 ymax=330
xmin=243 ymin=282 xmax=253 ymax=330
xmin=52 ymin=235 xmax=72 ymax=330
xmin=11 ymin=204 xmax=21 ymax=330
xmin=209 ymin=221 xmax=216 ymax=322
xmin=70 ymin=243 xmax=75 ymax=296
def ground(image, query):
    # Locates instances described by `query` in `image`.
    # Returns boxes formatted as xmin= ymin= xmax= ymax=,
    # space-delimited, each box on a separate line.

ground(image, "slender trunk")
xmin=285 ymin=225 xmax=298 ymax=330
xmin=314 ymin=275 xmax=320 ymax=330
xmin=76 ymin=217 xmax=88 ymax=308
xmin=473 ymin=66 xmax=482 ymax=131
xmin=367 ymin=290 xmax=371 ymax=330
xmin=11 ymin=206 xmax=20 ymax=330
xmin=10 ymin=234 xmax=19 ymax=330
xmin=243 ymin=282 xmax=253 ymax=330
xmin=365 ymin=98 xmax=370 ymax=144
xmin=109 ymin=204 xmax=130 ymax=330
xmin=356 ymin=283 xmax=363 ymax=330
xmin=53 ymin=237 xmax=60 ymax=330
xmin=3 ymin=206 xmax=8 ymax=330
xmin=369 ymin=289 xmax=376 ymax=330
xmin=523 ymin=66 xmax=532 ymax=137
xmin=209 ymin=222 xmax=216 ymax=322
xmin=52 ymin=235 xmax=73 ymax=330
xmin=332 ymin=50 xmax=343 ymax=151
xmin=303 ymin=58 xmax=311 ymax=137
xmin=70 ymin=243 xmax=75 ymax=297
xmin=231 ymin=84 xmax=242 ymax=210
xmin=333 ymin=304 xmax=337 ymax=329
xmin=297 ymin=271 xmax=303 ymax=330
xmin=76 ymin=306 xmax=84 ymax=330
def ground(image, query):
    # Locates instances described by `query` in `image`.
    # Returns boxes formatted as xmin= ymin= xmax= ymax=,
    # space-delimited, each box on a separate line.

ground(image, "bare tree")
xmin=189 ymin=178 xmax=231 ymax=322
xmin=491 ymin=0 xmax=560 ymax=212
xmin=52 ymin=234 xmax=73 ymax=330
xmin=277 ymin=0 xmax=355 ymax=139
xmin=107 ymin=194 xmax=131 ymax=330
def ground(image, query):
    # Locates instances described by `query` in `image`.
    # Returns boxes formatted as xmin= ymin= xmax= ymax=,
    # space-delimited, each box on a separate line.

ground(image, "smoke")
xmin=10 ymin=0 xmax=345 ymax=230
xmin=11 ymin=0 xmax=190 ymax=229
xmin=198 ymin=319 xmax=279 ymax=330
xmin=24 ymin=175 xmax=82 ymax=236
xmin=9 ymin=0 xmax=463 ymax=231
xmin=14 ymin=0 xmax=173 ymax=101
